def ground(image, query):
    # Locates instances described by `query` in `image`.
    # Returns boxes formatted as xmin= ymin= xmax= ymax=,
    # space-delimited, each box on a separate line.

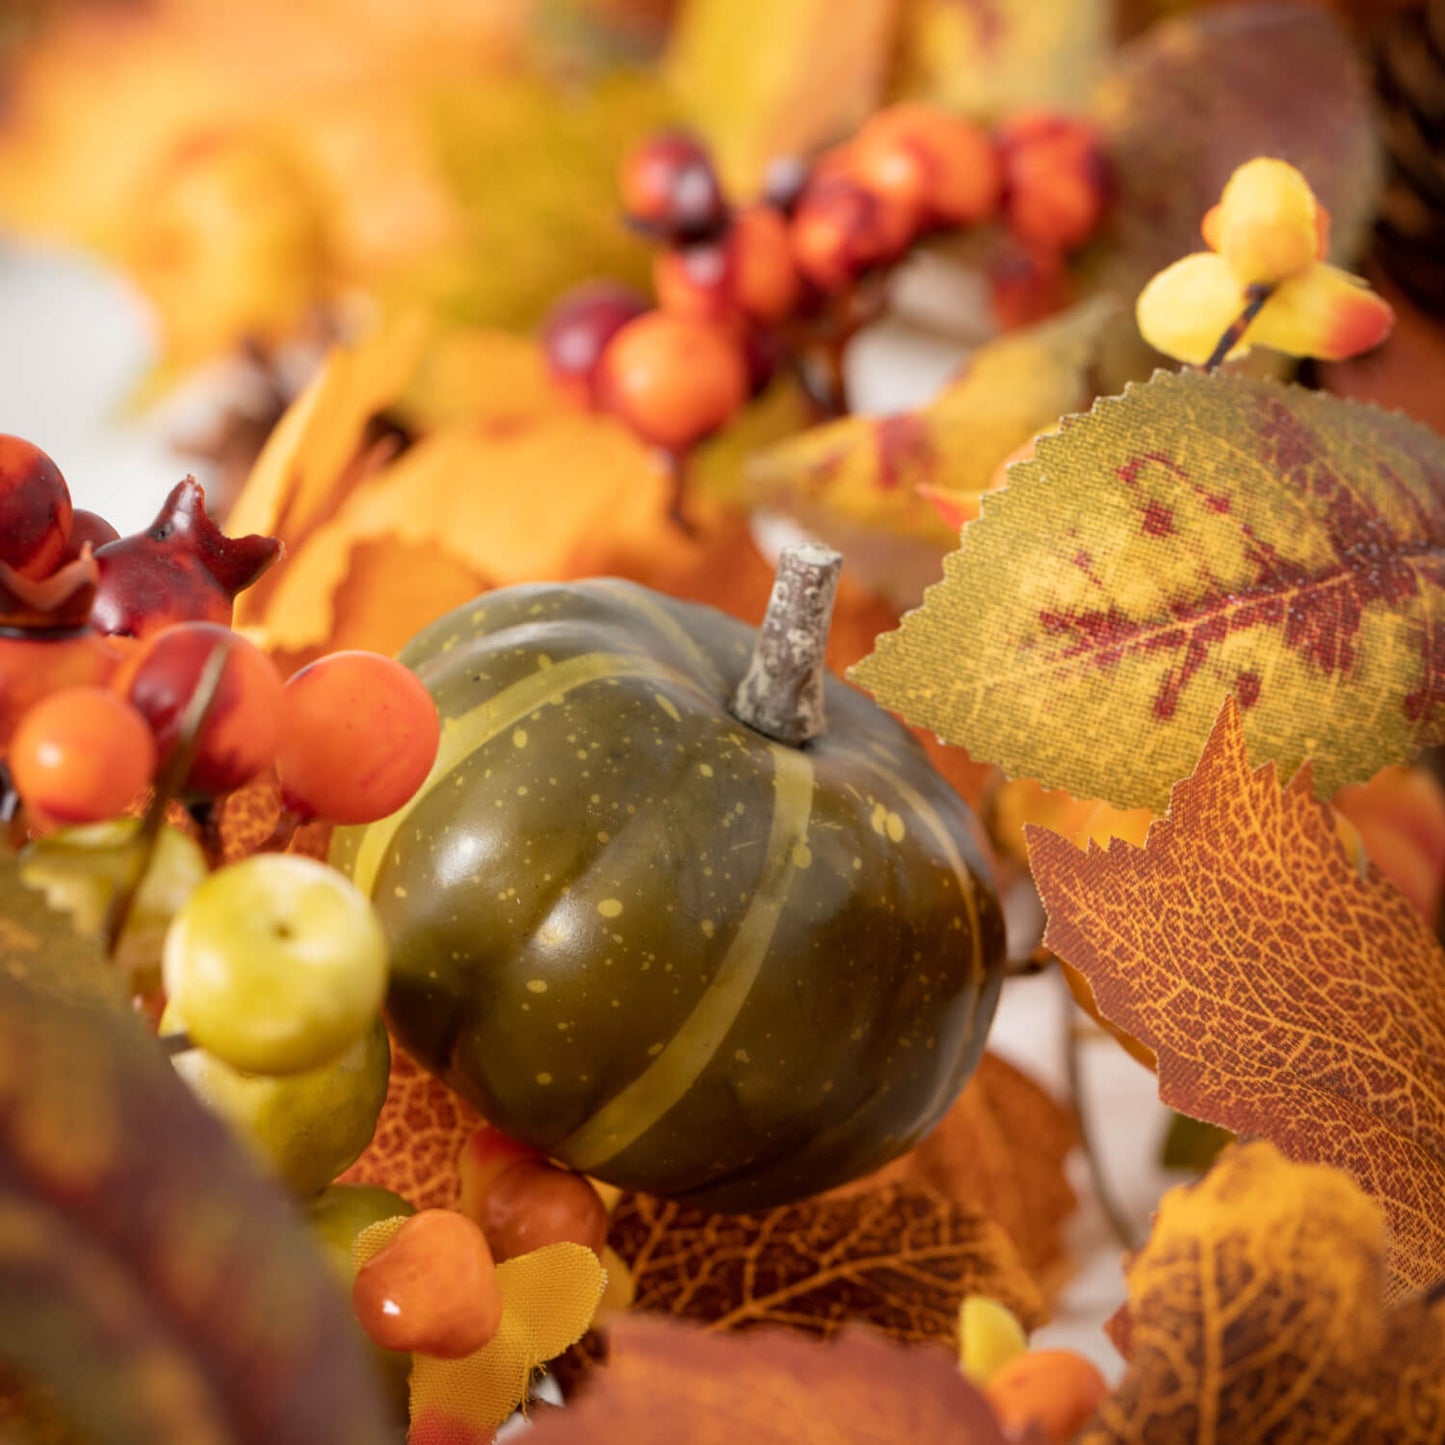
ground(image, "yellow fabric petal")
xmin=408 ymin=1242 xmax=606 ymax=1443
xmin=1249 ymin=263 xmax=1395 ymax=361
xmin=1207 ymin=157 xmax=1321 ymax=286
xmin=1135 ymin=252 xmax=1244 ymax=365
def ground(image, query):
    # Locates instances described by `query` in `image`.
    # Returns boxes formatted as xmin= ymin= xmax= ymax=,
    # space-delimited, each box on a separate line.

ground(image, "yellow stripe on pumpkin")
xmin=350 ymin=650 xmax=704 ymax=897
xmin=559 ymin=744 xmax=816 ymax=1172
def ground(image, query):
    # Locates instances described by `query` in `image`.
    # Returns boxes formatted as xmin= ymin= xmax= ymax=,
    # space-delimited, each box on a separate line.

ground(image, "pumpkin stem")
xmin=730 ymin=541 xmax=842 ymax=745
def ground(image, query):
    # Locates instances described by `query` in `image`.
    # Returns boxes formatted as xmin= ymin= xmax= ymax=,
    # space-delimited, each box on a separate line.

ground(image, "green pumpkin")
xmin=334 ymin=578 xmax=1005 ymax=1212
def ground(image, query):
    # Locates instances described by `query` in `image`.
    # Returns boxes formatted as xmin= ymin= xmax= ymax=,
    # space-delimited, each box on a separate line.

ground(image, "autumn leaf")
xmin=749 ymin=299 xmax=1115 ymax=608
xmin=839 ymin=1053 xmax=1077 ymax=1299
xmin=1083 ymin=1141 xmax=1445 ymax=1445
xmin=891 ymin=0 xmax=1111 ymax=117
xmin=532 ymin=1313 xmax=1037 ymax=1445
xmin=608 ymin=1180 xmax=1043 ymax=1343
xmin=337 ymin=1042 xmax=481 ymax=1210
xmin=1028 ymin=697 xmax=1445 ymax=1298
xmin=853 ymin=370 xmax=1445 ymax=813
xmin=666 ymin=0 xmax=898 ymax=193
xmin=0 ymin=855 xmax=397 ymax=1444
xmin=1094 ymin=5 xmax=1381 ymax=317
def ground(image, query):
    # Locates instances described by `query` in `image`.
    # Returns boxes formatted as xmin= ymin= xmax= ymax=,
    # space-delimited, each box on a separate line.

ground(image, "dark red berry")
xmin=619 ymin=130 xmax=728 ymax=243
xmin=91 ymin=479 xmax=282 ymax=639
xmin=789 ymin=175 xmax=918 ymax=293
xmin=0 ymin=437 xmax=72 ymax=581
xmin=540 ymin=282 xmax=650 ymax=408
xmin=59 ymin=509 xmax=122 ymax=565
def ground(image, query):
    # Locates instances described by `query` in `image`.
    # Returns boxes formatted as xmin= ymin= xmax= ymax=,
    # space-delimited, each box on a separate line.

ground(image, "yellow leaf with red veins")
xmin=1028 ymin=697 xmax=1445 ymax=1298
xmin=1082 ymin=1141 xmax=1445 ymax=1445
xmin=748 ymin=299 xmax=1114 ymax=607
xmin=531 ymin=1315 xmax=1037 ymax=1445
xmin=607 ymin=1181 xmax=1044 ymax=1343
xmin=853 ymin=370 xmax=1445 ymax=814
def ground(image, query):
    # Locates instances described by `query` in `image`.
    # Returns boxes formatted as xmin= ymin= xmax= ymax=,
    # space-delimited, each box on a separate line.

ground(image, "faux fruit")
xmin=460 ymin=1153 xmax=609 ymax=1263
xmin=352 ymin=1209 xmax=504 ymax=1359
xmin=336 ymin=545 xmax=1005 ymax=1211
xmin=983 ymin=1347 xmax=1109 ymax=1443
xmin=163 ymin=852 xmax=389 ymax=1075
xmin=167 ymin=1007 xmax=391 ymax=1197
xmin=0 ymin=434 xmax=72 ymax=580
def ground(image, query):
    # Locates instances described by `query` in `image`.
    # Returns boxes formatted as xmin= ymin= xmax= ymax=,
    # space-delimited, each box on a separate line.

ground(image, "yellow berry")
xmin=957 ymin=1294 xmax=1029 ymax=1385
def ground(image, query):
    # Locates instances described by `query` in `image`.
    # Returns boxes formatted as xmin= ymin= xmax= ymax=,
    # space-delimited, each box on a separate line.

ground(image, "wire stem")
xmin=1203 ymin=284 xmax=1273 ymax=372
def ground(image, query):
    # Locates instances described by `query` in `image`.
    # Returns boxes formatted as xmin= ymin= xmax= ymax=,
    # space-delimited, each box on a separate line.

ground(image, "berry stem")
xmin=658 ymin=448 xmax=696 ymax=536
xmin=729 ymin=541 xmax=842 ymax=746
xmin=104 ymin=640 xmax=231 ymax=958
xmin=1203 ymin=283 xmax=1273 ymax=372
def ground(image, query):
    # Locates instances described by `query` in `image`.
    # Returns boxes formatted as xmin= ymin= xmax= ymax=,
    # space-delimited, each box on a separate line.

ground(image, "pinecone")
xmin=1373 ymin=0 xmax=1445 ymax=314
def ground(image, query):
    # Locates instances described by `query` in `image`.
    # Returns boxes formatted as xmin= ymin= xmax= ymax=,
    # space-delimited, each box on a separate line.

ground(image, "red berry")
xmin=989 ymin=238 xmax=1070 ymax=329
xmin=996 ymin=112 xmax=1110 ymax=252
xmin=458 ymin=1124 xmax=544 ymax=1219
xmin=789 ymin=175 xmax=918 ymax=293
xmin=619 ymin=130 xmax=728 ymax=242
xmin=462 ymin=1156 xmax=608 ymax=1263
xmin=540 ymin=282 xmax=650 ymax=409
xmin=595 ymin=311 xmax=749 ymax=451
xmin=654 ymin=205 xmax=801 ymax=328
xmin=11 ymin=686 xmax=157 ymax=824
xmin=276 ymin=651 xmax=440 ymax=824
xmin=114 ymin=621 xmax=284 ymax=796
xmin=92 ymin=479 xmax=282 ymax=639
xmin=59 ymin=509 xmax=121 ymax=564
xmin=852 ymin=103 xmax=1002 ymax=231
xmin=0 ymin=437 xmax=72 ymax=581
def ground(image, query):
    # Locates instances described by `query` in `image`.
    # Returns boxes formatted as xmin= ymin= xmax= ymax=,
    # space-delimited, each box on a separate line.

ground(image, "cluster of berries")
xmin=0 ymin=436 xmax=438 ymax=838
xmin=541 ymin=103 xmax=1110 ymax=487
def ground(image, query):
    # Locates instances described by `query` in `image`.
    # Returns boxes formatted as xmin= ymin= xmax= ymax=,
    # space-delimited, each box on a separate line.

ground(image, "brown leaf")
xmin=1083 ymin=1140 xmax=1445 ymax=1445
xmin=1028 ymin=696 xmax=1445 ymax=1298
xmin=532 ymin=1313 xmax=1034 ymax=1445
xmin=840 ymin=1053 xmax=1076 ymax=1300
xmin=0 ymin=854 xmax=396 ymax=1444
xmin=609 ymin=1180 xmax=1043 ymax=1343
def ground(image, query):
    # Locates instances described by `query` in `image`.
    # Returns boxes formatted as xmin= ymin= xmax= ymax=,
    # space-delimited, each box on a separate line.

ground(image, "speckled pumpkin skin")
xmin=334 ymin=579 xmax=1005 ymax=1212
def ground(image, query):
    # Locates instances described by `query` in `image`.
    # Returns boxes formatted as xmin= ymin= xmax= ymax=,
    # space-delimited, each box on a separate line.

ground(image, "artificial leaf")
xmin=891 ymin=0 xmax=1111 ymax=117
xmin=338 ymin=1043 xmax=481 ymax=1210
xmin=532 ymin=1314 xmax=1034 ymax=1445
xmin=838 ymin=1052 xmax=1077 ymax=1298
xmin=853 ymin=369 xmax=1445 ymax=813
xmin=608 ymin=1180 xmax=1043 ymax=1342
xmin=665 ymin=0 xmax=898 ymax=193
xmin=0 ymin=855 xmax=396 ymax=1444
xmin=353 ymin=1218 xmax=606 ymax=1442
xmin=1028 ymin=697 xmax=1445 ymax=1298
xmin=749 ymin=298 xmax=1115 ymax=560
xmin=1083 ymin=1141 xmax=1445 ymax=1445
xmin=1094 ymin=5 xmax=1381 ymax=314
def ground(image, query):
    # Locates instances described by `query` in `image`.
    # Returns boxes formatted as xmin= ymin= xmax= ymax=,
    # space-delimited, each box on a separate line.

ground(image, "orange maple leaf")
xmin=1084 ymin=1141 xmax=1445 ymax=1445
xmin=1027 ymin=696 xmax=1445 ymax=1299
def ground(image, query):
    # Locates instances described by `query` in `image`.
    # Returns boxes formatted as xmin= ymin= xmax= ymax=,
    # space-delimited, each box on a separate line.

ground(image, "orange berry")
xmin=595 ymin=311 xmax=748 ymax=451
xmin=352 ymin=1209 xmax=503 ymax=1359
xmin=984 ymin=1348 xmax=1109 ymax=1444
xmin=989 ymin=239 xmax=1069 ymax=330
xmin=277 ymin=650 xmax=440 ymax=825
xmin=11 ymin=686 xmax=157 ymax=824
xmin=789 ymin=175 xmax=918 ymax=293
xmin=853 ymin=103 xmax=1002 ymax=231
xmin=997 ymin=112 xmax=1109 ymax=252
xmin=464 ymin=1157 xmax=609 ymax=1263
xmin=619 ymin=130 xmax=727 ymax=242
xmin=654 ymin=206 xmax=801 ymax=328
